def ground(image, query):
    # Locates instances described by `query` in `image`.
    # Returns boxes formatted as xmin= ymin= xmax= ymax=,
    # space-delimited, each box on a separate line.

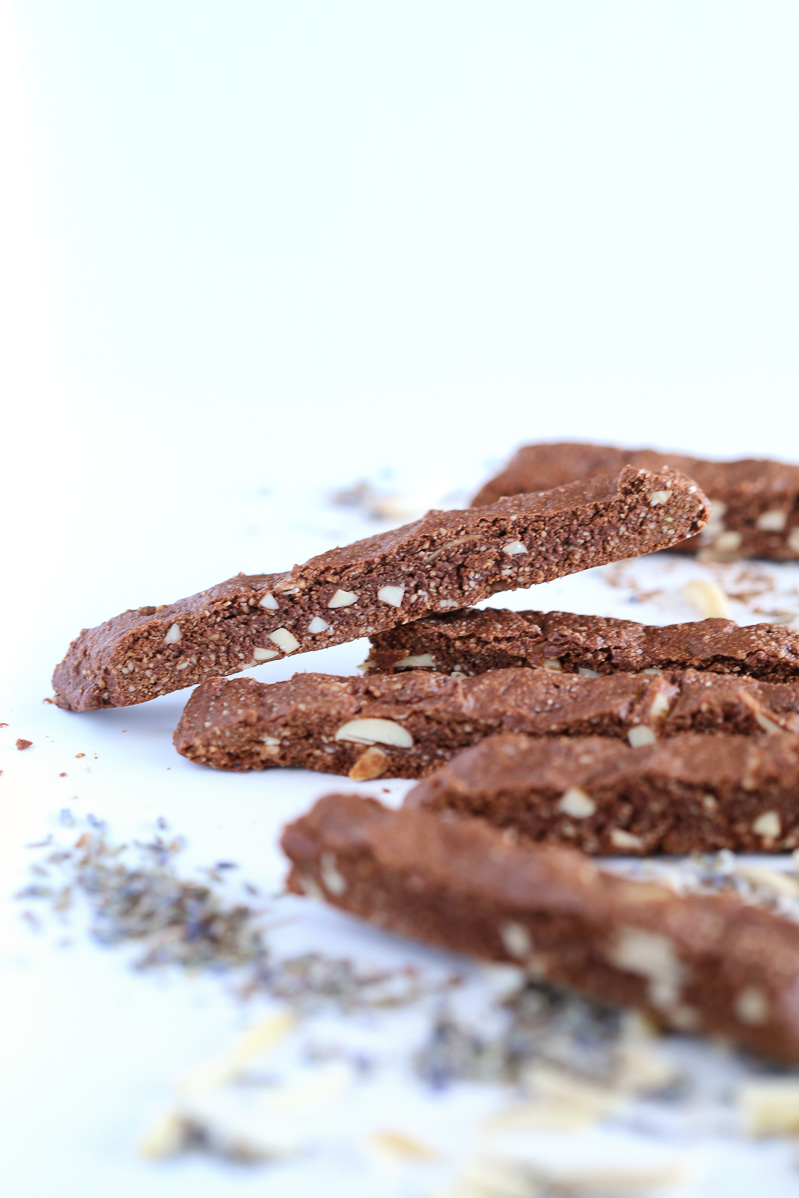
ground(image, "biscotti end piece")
xmin=366 ymin=609 xmax=799 ymax=681
xmin=405 ymin=731 xmax=799 ymax=855
xmin=282 ymin=794 xmax=799 ymax=1064
xmin=472 ymin=441 xmax=799 ymax=560
xmin=53 ymin=465 xmax=709 ymax=712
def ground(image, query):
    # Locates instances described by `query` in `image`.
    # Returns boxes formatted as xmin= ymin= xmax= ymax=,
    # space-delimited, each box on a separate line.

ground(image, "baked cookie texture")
xmin=53 ymin=466 xmax=708 ymax=711
xmin=472 ymin=441 xmax=799 ymax=560
xmin=282 ymin=794 xmax=799 ymax=1064
xmin=405 ymin=730 xmax=799 ymax=854
xmin=367 ymin=609 xmax=799 ymax=680
xmin=173 ymin=667 xmax=799 ymax=778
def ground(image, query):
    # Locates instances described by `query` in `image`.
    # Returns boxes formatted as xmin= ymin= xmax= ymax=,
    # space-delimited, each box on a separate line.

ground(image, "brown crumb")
xmin=42 ymin=697 xmax=54 ymax=705
xmin=0 ymin=722 xmax=8 ymax=728
xmin=59 ymin=772 xmax=67 ymax=778
xmin=16 ymin=739 xmax=33 ymax=751
xmin=75 ymin=753 xmax=85 ymax=759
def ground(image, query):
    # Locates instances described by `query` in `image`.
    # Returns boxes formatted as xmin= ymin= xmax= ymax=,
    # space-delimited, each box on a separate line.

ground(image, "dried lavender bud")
xmin=415 ymin=983 xmax=629 ymax=1090
xmin=16 ymin=821 xmax=457 ymax=1017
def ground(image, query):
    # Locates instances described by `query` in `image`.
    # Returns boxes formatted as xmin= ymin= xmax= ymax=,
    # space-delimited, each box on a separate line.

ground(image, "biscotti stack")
xmin=52 ymin=444 xmax=799 ymax=1064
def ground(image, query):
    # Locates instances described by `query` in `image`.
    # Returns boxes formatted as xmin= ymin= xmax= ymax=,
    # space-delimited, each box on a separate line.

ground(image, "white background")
xmin=2 ymin=3 xmax=799 ymax=1196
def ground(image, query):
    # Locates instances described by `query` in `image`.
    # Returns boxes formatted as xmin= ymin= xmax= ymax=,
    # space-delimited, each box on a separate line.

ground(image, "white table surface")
xmin=4 ymin=6 xmax=799 ymax=1191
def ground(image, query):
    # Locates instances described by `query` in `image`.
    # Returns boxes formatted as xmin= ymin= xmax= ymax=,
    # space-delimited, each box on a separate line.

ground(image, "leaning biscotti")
xmin=282 ymin=794 xmax=799 ymax=1064
xmin=52 ymin=465 xmax=708 ymax=711
xmin=405 ymin=731 xmax=799 ymax=854
xmin=366 ymin=609 xmax=799 ymax=680
xmin=472 ymin=442 xmax=799 ymax=559
xmin=173 ymin=667 xmax=799 ymax=778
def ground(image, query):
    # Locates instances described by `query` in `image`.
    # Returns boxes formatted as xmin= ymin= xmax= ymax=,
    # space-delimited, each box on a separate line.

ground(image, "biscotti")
xmin=405 ymin=731 xmax=799 ymax=854
xmin=52 ymin=466 xmax=708 ymax=711
xmin=282 ymin=794 xmax=799 ymax=1064
xmin=366 ymin=609 xmax=799 ymax=680
xmin=173 ymin=667 xmax=799 ymax=778
xmin=472 ymin=442 xmax=799 ymax=559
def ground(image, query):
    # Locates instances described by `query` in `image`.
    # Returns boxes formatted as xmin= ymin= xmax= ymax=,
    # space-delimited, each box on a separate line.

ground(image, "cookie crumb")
xmin=16 ymin=739 xmax=33 ymax=751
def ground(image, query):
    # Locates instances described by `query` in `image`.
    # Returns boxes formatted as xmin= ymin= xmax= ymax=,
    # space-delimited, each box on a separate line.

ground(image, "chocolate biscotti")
xmin=282 ymin=794 xmax=799 ymax=1063
xmin=366 ymin=609 xmax=799 ymax=680
xmin=405 ymin=731 xmax=799 ymax=854
xmin=173 ymin=667 xmax=799 ymax=778
xmin=52 ymin=466 xmax=708 ymax=712
xmin=472 ymin=442 xmax=799 ymax=559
